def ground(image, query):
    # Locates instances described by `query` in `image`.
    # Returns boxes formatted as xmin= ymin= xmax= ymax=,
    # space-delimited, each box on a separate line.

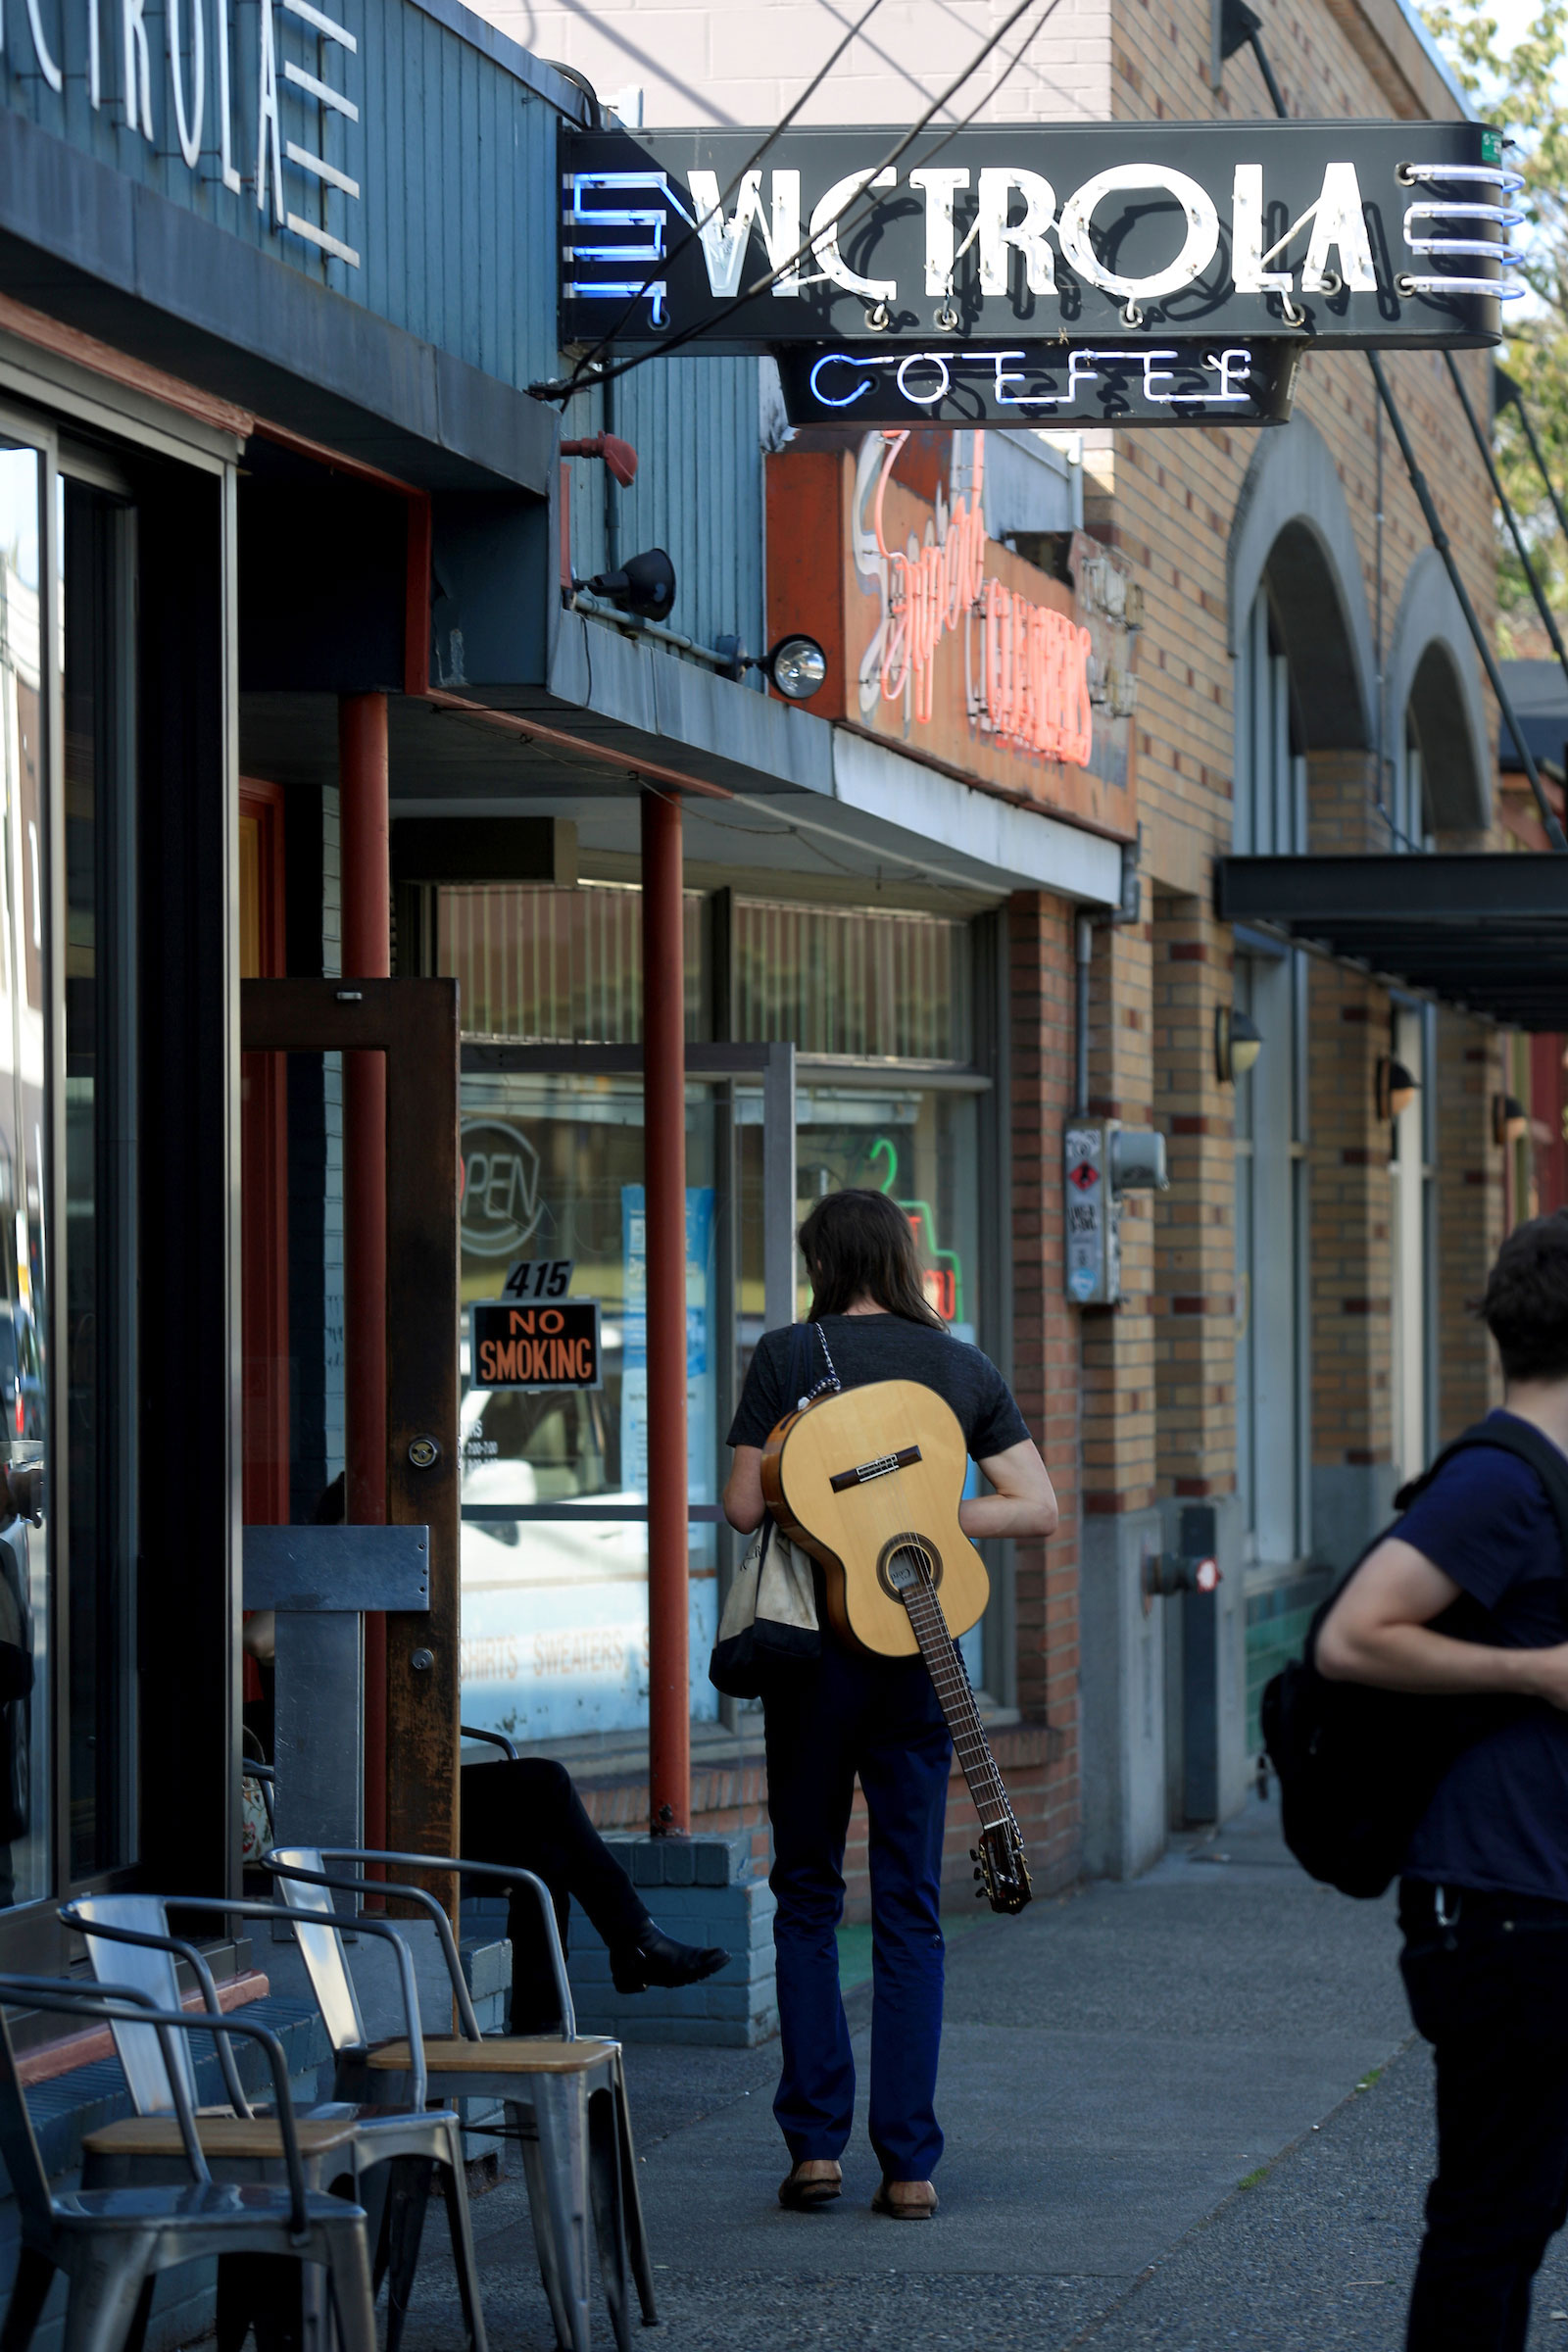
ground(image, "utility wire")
xmin=535 ymin=0 xmax=1063 ymax=402
xmin=1496 ymin=370 xmax=1568 ymax=565
xmin=1445 ymin=351 xmax=1568 ymax=706
xmin=1238 ymin=32 xmax=1568 ymax=853
xmin=560 ymin=0 xmax=890 ymax=397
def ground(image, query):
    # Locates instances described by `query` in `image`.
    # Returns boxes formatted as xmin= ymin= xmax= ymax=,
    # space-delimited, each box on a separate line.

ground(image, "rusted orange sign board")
xmin=766 ymin=428 xmax=1138 ymax=837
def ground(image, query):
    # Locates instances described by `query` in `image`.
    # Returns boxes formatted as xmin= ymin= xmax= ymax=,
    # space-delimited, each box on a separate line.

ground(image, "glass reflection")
xmin=0 ymin=443 xmax=49 ymax=1910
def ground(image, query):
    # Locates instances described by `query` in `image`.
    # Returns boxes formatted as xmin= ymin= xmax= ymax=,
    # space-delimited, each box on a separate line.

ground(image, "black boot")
xmin=609 ymin=1922 xmax=729 ymax=1995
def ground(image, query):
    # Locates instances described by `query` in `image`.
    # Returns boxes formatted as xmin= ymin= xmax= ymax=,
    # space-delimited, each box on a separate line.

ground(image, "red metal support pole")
xmin=339 ymin=693 xmax=390 ymax=1854
xmin=642 ymin=787 xmax=690 ymax=1836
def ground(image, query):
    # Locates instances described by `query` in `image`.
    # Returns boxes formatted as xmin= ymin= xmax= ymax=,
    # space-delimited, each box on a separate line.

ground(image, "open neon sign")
xmin=864 ymin=430 xmax=1095 ymax=768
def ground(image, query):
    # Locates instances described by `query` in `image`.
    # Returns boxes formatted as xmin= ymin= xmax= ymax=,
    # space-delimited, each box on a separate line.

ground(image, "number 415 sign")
xmin=502 ymin=1258 xmax=573 ymax=1300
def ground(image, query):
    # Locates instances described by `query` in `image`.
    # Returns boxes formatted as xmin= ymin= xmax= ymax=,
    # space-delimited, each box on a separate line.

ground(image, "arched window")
xmin=1233 ymin=589 xmax=1309 ymax=1609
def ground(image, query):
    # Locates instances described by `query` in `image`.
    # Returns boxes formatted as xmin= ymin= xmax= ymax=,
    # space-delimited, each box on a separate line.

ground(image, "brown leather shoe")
xmin=872 ymin=2178 xmax=938 ymax=2219
xmin=778 ymin=2159 xmax=843 ymax=2210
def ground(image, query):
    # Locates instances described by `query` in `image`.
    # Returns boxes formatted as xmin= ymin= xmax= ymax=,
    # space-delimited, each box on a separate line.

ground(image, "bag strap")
xmin=784 ymin=1320 xmax=841 ymax=1413
xmin=1396 ymin=1417 xmax=1568 ymax=1584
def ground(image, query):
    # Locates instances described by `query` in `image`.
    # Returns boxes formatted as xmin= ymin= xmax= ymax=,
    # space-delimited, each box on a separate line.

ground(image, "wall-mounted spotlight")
xmin=1494 ymin=1092 xmax=1530 ymax=1147
xmin=578 ymin=547 xmax=676 ymax=620
xmin=561 ymin=431 xmax=639 ymax=487
xmin=1214 ymin=1005 xmax=1262 ymax=1084
xmin=1375 ymin=1057 xmax=1420 ymax=1121
xmin=712 ymin=632 xmax=829 ymax=703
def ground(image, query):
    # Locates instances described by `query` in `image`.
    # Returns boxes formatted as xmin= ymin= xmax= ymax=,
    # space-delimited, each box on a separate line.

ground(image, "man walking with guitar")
xmin=722 ymin=1189 xmax=1056 ymax=2221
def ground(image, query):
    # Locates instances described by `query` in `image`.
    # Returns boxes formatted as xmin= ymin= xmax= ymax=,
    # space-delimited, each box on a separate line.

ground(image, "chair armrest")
xmin=0 ymin=1979 xmax=317 ymax=2233
xmin=149 ymin=1895 xmax=430 ymax=2114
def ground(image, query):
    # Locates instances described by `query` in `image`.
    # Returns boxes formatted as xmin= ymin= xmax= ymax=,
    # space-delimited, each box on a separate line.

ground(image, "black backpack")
xmin=1261 ymin=1418 xmax=1568 ymax=1899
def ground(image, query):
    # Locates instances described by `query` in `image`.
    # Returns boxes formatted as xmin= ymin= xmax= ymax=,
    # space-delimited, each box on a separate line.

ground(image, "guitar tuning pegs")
xmin=969 ymin=1847 xmax=980 ymax=1862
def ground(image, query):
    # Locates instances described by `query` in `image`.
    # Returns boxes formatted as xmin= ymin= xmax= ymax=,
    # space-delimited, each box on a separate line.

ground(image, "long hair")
xmin=799 ymin=1189 xmax=945 ymax=1329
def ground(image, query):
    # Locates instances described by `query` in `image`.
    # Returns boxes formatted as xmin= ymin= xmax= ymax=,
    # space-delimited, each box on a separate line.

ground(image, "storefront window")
xmin=440 ymin=883 xmax=996 ymax=1736
xmin=735 ymin=900 xmax=971 ymax=1061
xmin=457 ymin=1069 xmax=726 ymax=1744
xmin=437 ymin=883 xmax=706 ymax=1041
xmin=0 ymin=444 xmax=50 ymax=1909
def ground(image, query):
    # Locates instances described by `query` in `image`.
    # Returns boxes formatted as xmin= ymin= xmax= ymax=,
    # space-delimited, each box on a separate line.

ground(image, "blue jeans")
xmin=763 ymin=1639 xmax=953 ymax=2181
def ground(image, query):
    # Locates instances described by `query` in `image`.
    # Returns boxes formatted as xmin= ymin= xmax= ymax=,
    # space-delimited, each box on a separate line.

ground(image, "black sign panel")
xmin=561 ymin=120 xmax=1513 ymax=354
xmin=470 ymin=1301 xmax=602 ymax=1391
xmin=776 ymin=338 xmax=1298 ymax=427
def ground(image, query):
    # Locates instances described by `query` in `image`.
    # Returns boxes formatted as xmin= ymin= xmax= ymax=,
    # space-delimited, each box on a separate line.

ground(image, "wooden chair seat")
xmin=82 ymin=2113 xmax=363 ymax=2161
xmin=368 ymin=2036 xmax=617 ymax=2076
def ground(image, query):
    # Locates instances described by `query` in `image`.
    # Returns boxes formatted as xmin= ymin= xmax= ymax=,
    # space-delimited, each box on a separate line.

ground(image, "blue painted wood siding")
xmin=5 ymin=0 xmax=769 ymax=667
xmin=565 ymin=358 xmax=766 ymax=668
xmin=0 ymin=0 xmax=567 ymax=392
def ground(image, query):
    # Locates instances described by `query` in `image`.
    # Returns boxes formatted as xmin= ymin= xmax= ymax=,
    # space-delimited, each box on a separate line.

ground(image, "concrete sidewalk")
xmin=397 ymin=1794 xmax=1568 ymax=2349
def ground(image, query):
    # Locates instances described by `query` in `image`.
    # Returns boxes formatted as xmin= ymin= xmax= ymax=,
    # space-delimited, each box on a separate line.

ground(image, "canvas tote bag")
xmin=709 ymin=1322 xmax=839 ymax=1699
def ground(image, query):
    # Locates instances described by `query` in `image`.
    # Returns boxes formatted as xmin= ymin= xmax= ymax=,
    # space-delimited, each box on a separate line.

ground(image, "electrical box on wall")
xmin=1064 ymin=1119 xmax=1170 ymax=1304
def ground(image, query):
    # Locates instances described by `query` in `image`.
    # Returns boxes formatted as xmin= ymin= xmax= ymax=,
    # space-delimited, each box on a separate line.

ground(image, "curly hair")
xmin=1479 ymin=1210 xmax=1568 ymax=1384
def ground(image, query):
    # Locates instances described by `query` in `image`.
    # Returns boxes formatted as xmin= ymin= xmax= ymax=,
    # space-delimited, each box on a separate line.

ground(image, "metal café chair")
xmin=60 ymin=1894 xmax=489 ymax=2352
xmin=0 ymin=1975 xmax=376 ymax=2352
xmin=265 ymin=1844 xmax=658 ymax=2352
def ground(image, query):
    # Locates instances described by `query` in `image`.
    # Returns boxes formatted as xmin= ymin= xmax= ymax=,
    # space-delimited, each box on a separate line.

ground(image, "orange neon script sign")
xmin=867 ymin=430 xmax=1094 ymax=767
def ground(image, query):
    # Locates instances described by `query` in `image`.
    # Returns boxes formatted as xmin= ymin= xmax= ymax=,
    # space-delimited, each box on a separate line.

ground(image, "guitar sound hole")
xmin=877 ymin=1534 xmax=943 ymax=1603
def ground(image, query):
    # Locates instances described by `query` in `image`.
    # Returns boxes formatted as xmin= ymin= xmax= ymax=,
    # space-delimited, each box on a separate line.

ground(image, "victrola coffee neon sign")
xmin=563 ymin=122 xmax=1516 ymax=354
xmin=864 ymin=431 xmax=1094 ymax=766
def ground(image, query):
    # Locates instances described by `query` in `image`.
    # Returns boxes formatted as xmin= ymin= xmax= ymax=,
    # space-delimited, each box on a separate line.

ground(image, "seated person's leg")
xmin=461 ymin=1756 xmax=729 ymax=2028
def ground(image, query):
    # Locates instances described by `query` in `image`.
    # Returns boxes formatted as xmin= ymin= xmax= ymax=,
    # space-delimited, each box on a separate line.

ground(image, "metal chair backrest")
xmin=0 ymin=1977 xmax=315 ymax=2241
xmin=268 ymin=1845 xmax=575 ymax=2040
xmin=63 ymin=1895 xmax=203 ymax=2118
xmin=264 ymin=1847 xmax=372 ymax=2056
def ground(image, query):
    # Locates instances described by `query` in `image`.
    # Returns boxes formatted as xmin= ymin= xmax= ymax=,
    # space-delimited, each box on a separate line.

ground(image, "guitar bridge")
xmin=830 ymin=1445 xmax=921 ymax=1493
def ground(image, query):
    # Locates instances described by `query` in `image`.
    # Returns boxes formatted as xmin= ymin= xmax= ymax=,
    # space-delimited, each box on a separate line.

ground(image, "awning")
xmin=1215 ymin=855 xmax=1568 ymax=1030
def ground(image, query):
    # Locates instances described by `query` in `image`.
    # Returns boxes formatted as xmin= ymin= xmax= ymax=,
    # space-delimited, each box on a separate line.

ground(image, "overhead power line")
xmin=560 ymin=0 xmax=890 ymax=396
xmin=534 ymin=0 xmax=1064 ymax=404
xmin=1235 ymin=28 xmax=1568 ymax=855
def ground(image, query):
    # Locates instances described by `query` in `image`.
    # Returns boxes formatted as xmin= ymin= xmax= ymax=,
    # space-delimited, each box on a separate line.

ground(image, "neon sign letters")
xmin=859 ymin=432 xmax=1094 ymax=769
xmin=781 ymin=341 xmax=1297 ymax=429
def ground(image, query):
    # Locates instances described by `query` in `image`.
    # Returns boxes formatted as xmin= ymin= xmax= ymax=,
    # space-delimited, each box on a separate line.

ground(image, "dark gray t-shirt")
xmin=726 ymin=1314 xmax=1031 ymax=1461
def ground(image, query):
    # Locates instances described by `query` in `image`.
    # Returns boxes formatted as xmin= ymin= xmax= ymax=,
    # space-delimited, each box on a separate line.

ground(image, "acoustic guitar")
xmin=760 ymin=1378 xmax=1033 ymax=1916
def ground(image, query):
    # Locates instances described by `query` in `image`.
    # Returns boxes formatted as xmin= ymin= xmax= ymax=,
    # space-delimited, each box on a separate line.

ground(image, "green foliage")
xmin=1421 ymin=2 xmax=1568 ymax=647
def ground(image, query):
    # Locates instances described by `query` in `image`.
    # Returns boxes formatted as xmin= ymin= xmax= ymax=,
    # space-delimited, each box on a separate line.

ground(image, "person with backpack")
xmin=1315 ymin=1211 xmax=1568 ymax=2352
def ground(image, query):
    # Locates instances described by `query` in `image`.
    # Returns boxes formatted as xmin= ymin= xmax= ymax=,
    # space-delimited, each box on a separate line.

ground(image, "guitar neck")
xmin=898 ymin=1571 xmax=1014 ymax=1834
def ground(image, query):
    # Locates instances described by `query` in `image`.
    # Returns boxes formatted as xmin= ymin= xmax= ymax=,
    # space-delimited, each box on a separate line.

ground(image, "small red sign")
xmin=1068 ymin=1161 xmax=1100 ymax=1192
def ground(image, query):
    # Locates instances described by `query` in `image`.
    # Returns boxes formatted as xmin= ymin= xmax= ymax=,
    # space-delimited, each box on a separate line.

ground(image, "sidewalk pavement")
xmin=399 ymin=1793 xmax=1568 ymax=2349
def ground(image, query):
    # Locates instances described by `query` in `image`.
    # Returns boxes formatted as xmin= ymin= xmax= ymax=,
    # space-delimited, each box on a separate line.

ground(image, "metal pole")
xmin=642 ymin=786 xmax=690 ymax=1837
xmin=1367 ymin=355 xmax=1568 ymax=853
xmin=339 ymin=692 xmax=390 ymax=1855
xmin=1446 ymin=352 xmax=1568 ymax=702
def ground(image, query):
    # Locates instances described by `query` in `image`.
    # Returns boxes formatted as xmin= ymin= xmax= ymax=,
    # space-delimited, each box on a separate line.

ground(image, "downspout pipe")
xmin=1075 ymin=915 xmax=1093 ymax=1118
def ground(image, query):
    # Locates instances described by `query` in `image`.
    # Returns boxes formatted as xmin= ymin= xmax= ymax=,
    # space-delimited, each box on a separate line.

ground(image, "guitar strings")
xmin=876 ymin=1407 xmax=1013 ymax=1833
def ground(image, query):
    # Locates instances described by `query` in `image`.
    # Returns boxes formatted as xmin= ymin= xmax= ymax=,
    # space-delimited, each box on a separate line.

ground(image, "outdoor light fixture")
xmin=560 ymin=431 xmax=639 ymax=487
xmin=1214 ymin=1005 xmax=1263 ymax=1084
xmin=712 ymin=632 xmax=830 ymax=702
xmin=766 ymin=634 xmax=829 ymax=701
xmin=1375 ymin=1057 xmax=1420 ymax=1121
xmin=581 ymin=547 xmax=676 ymax=620
xmin=1494 ymin=1092 xmax=1530 ymax=1147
